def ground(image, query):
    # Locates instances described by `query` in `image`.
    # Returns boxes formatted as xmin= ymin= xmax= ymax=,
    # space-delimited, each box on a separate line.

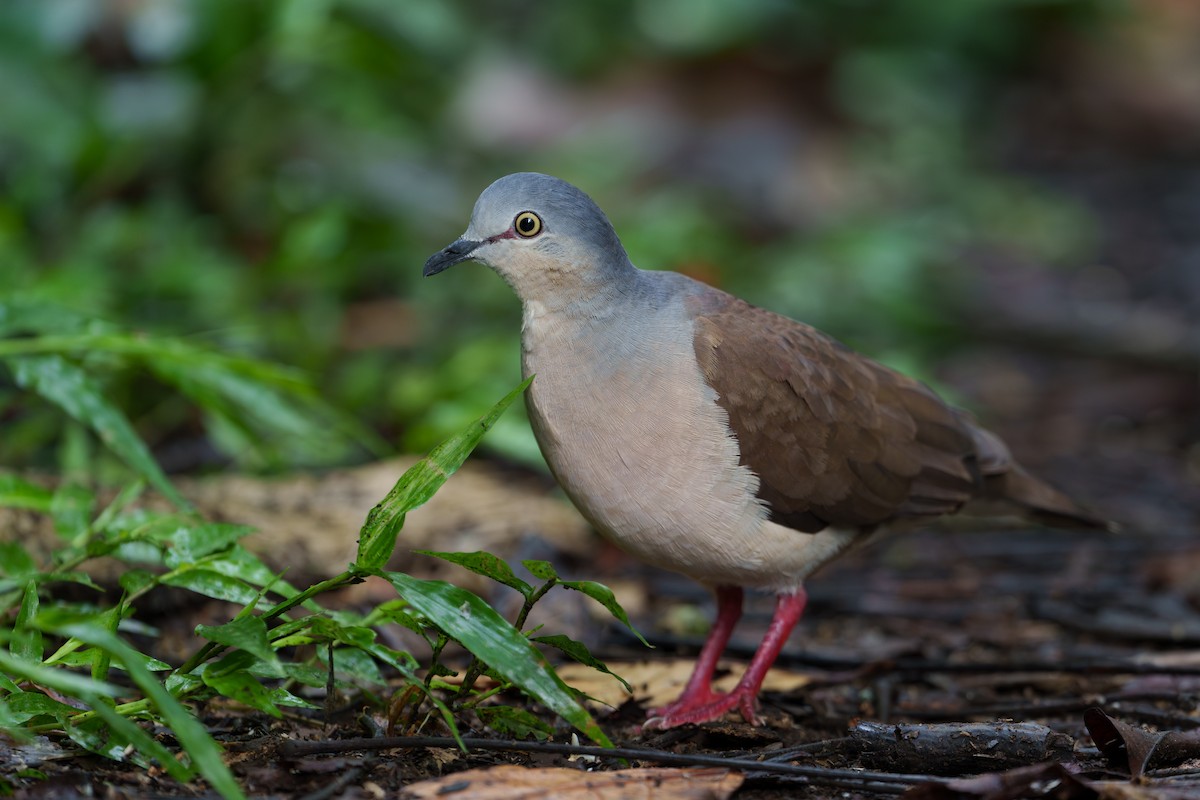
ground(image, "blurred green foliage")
xmin=0 ymin=0 xmax=1119 ymax=474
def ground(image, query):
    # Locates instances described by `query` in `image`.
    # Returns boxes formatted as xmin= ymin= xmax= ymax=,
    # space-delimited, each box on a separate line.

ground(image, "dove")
xmin=423 ymin=172 xmax=1107 ymax=727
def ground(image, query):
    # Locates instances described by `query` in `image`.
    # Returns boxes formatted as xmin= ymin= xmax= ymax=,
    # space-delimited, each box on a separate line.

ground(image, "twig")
xmin=1034 ymin=599 xmax=1200 ymax=645
xmin=275 ymin=735 xmax=937 ymax=793
xmin=297 ymin=764 xmax=369 ymax=800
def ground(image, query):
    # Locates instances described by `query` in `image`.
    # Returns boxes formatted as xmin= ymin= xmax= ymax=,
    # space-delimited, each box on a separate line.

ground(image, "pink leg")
xmin=648 ymin=586 xmax=743 ymax=719
xmin=646 ymin=588 xmax=808 ymax=729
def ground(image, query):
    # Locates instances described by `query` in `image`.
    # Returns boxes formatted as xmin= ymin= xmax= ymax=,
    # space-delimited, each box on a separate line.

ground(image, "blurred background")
xmin=2 ymin=0 xmax=1197 ymax=529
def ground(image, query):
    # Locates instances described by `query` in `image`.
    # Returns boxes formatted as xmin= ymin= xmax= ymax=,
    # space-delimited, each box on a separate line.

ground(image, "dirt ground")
xmin=9 ymin=392 xmax=1199 ymax=799
xmin=9 ymin=16 xmax=1200 ymax=794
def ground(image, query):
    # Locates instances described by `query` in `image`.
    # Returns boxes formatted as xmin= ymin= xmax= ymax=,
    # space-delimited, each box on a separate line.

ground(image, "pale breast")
xmin=518 ymin=281 xmax=828 ymax=589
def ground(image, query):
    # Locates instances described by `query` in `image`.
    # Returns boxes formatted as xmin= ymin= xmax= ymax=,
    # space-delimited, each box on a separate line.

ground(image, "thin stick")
xmin=275 ymin=735 xmax=936 ymax=792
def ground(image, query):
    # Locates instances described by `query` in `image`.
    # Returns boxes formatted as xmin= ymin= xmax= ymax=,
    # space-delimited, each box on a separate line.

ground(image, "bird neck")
xmin=512 ymin=258 xmax=639 ymax=319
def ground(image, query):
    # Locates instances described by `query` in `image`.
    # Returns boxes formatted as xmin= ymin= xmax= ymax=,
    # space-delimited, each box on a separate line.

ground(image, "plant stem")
xmin=27 ymin=698 xmax=153 ymax=733
xmin=455 ymin=578 xmax=558 ymax=703
xmin=514 ymin=579 xmax=558 ymax=631
xmin=176 ymin=571 xmax=356 ymax=677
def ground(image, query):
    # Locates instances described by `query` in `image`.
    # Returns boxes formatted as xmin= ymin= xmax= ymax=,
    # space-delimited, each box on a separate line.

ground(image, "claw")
xmin=642 ymin=688 xmax=760 ymax=729
xmin=642 ymin=589 xmax=809 ymax=729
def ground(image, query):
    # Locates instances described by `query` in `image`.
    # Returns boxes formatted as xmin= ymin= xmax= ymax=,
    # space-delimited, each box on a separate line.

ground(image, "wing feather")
xmin=689 ymin=292 xmax=979 ymax=532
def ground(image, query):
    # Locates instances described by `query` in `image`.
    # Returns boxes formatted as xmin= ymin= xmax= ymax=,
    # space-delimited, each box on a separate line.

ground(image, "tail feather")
xmin=984 ymin=464 xmax=1115 ymax=531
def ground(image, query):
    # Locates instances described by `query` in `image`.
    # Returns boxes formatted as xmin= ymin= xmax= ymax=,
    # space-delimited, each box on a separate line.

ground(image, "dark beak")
xmin=423 ymin=238 xmax=482 ymax=277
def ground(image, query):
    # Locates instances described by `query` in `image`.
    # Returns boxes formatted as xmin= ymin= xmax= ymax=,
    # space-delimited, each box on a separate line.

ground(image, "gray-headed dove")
xmin=423 ymin=172 xmax=1108 ymax=728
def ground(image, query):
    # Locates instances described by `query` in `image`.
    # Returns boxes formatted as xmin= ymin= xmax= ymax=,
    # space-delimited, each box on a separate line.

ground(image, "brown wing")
xmin=689 ymin=292 xmax=983 ymax=533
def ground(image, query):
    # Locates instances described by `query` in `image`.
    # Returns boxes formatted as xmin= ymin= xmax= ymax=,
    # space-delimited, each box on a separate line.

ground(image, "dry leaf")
xmin=400 ymin=765 xmax=743 ymax=800
xmin=556 ymin=660 xmax=812 ymax=710
xmin=1084 ymin=707 xmax=1200 ymax=777
xmin=902 ymin=762 xmax=1096 ymax=800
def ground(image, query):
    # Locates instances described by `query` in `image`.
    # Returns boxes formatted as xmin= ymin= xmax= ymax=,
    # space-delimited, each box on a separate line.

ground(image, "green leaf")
xmin=13 ymin=582 xmax=43 ymax=662
xmin=522 ymin=560 xmax=558 ymax=581
xmin=162 ymin=569 xmax=260 ymax=605
xmin=531 ymin=634 xmax=631 ymax=693
xmin=10 ymin=356 xmax=189 ymax=509
xmin=416 ymin=551 xmax=533 ymax=598
xmin=350 ymin=639 xmax=461 ymax=746
xmin=165 ymin=523 xmax=253 ymax=567
xmin=0 ymin=323 xmax=383 ymax=461
xmin=269 ymin=686 xmax=317 ymax=710
xmin=351 ymin=641 xmax=419 ymax=676
xmin=50 ymin=483 xmax=94 ymax=540
xmin=41 ymin=571 xmax=103 ymax=591
xmin=559 ymin=579 xmax=650 ymax=647
xmin=195 ymin=616 xmax=279 ymax=669
xmin=119 ymin=570 xmax=157 ymax=595
xmin=4 ymin=691 xmax=80 ymax=724
xmin=148 ymin=343 xmax=379 ymax=453
xmin=281 ymin=662 xmax=328 ymax=689
xmin=325 ymin=646 xmax=385 ymax=687
xmin=0 ymin=543 xmax=35 ymax=579
xmin=200 ymin=547 xmax=312 ymax=606
xmin=361 ymin=599 xmax=429 ymax=640
xmin=378 ymin=570 xmax=611 ymax=747
xmin=201 ymin=670 xmax=282 ymax=718
xmin=0 ymin=297 xmax=99 ymax=338
xmin=476 ymin=705 xmax=553 ymax=741
xmin=52 ymin=648 xmax=171 ymax=674
xmin=52 ymin=624 xmax=245 ymax=800
xmin=0 ymin=474 xmax=52 ymax=512
xmin=354 ymin=377 xmax=532 ymax=571
xmin=85 ymin=698 xmax=195 ymax=782
xmin=0 ymin=651 xmax=122 ymax=698
xmin=92 ymin=481 xmax=146 ymax=533
xmin=63 ymin=716 xmax=131 ymax=763
xmin=165 ymin=672 xmax=203 ymax=696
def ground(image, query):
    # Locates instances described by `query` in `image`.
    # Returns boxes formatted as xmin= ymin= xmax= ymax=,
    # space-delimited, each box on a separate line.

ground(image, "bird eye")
xmin=514 ymin=211 xmax=543 ymax=238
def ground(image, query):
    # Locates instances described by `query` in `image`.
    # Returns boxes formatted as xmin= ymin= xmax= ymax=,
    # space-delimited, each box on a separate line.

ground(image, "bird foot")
xmin=644 ymin=688 xmax=759 ymax=729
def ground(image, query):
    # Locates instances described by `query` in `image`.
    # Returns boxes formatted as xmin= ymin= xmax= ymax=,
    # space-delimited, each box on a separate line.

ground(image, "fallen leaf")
xmin=902 ymin=762 xmax=1096 ymax=800
xmin=555 ymin=660 xmax=811 ymax=710
xmin=400 ymin=765 xmax=743 ymax=799
xmin=1084 ymin=707 xmax=1200 ymax=777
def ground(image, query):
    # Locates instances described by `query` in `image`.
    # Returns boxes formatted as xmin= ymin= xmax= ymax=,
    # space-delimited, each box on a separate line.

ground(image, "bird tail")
xmin=959 ymin=420 xmax=1115 ymax=531
xmin=982 ymin=464 xmax=1116 ymax=532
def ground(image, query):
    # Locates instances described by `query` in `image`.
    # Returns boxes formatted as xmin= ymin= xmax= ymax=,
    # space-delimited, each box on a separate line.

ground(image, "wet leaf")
xmin=417 ymin=551 xmax=533 ymax=598
xmin=162 ymin=569 xmax=259 ymax=605
xmin=196 ymin=615 xmax=279 ymax=669
xmin=355 ymin=377 xmax=532 ymax=570
xmin=475 ymin=706 xmax=553 ymax=740
xmin=165 ymin=523 xmax=253 ymax=567
xmin=522 ymin=560 xmax=557 ymax=581
xmin=559 ymin=579 xmax=650 ymax=647
xmin=531 ymin=634 xmax=631 ymax=693
xmin=202 ymin=670 xmax=282 ymax=718
xmin=379 ymin=570 xmax=612 ymax=747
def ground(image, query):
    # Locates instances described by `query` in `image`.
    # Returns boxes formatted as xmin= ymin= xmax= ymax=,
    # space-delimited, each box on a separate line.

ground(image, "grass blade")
xmin=9 ymin=355 xmax=189 ymax=510
xmin=355 ymin=377 xmax=532 ymax=570
xmin=416 ymin=551 xmax=533 ymax=598
xmin=0 ymin=474 xmax=53 ymax=512
xmin=55 ymin=623 xmax=246 ymax=800
xmin=378 ymin=570 xmax=612 ymax=747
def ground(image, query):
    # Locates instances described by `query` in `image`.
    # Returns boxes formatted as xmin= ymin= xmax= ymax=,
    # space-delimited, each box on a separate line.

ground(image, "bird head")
xmin=423 ymin=173 xmax=633 ymax=305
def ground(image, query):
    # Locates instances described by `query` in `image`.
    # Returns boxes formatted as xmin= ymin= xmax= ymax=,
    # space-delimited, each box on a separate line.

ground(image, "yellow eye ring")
xmin=514 ymin=211 xmax=543 ymax=238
